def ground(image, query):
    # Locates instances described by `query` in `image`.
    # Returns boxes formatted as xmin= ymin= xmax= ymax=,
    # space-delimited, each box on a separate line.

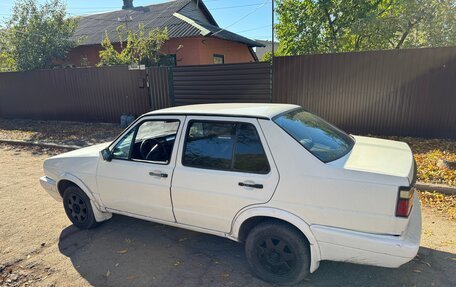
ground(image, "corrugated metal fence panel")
xmin=148 ymin=67 xmax=173 ymax=110
xmin=273 ymin=47 xmax=456 ymax=139
xmin=0 ymin=66 xmax=150 ymax=122
xmin=173 ymin=62 xmax=272 ymax=106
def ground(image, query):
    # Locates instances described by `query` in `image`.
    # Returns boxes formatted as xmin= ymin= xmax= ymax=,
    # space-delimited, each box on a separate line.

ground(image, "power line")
xmin=2 ymin=1 xmax=271 ymax=41
xmin=2 ymin=1 xmax=273 ymax=19
xmin=211 ymin=0 xmax=270 ymax=37
xmin=234 ymin=24 xmax=272 ymax=33
xmin=203 ymin=2 xmax=272 ymax=11
xmin=63 ymin=2 xmax=272 ymax=17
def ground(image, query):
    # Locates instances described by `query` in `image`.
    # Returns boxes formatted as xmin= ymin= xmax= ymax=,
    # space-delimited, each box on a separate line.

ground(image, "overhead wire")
xmin=65 ymin=1 xmax=271 ymax=18
xmin=211 ymin=0 xmax=270 ymax=37
xmin=2 ymin=0 xmax=272 ymax=42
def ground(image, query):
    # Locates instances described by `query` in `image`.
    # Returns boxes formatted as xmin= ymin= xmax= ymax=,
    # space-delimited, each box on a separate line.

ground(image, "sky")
xmin=0 ymin=0 xmax=275 ymax=41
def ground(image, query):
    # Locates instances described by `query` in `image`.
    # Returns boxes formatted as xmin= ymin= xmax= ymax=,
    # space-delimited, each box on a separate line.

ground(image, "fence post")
xmin=146 ymin=67 xmax=153 ymax=111
xmin=167 ymin=66 xmax=175 ymax=107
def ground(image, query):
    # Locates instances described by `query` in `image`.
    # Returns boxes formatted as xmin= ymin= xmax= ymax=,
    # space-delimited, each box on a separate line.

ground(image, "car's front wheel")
xmin=245 ymin=220 xmax=310 ymax=285
xmin=63 ymin=186 xmax=98 ymax=229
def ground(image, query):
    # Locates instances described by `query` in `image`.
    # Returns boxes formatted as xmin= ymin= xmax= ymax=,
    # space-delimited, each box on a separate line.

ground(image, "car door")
xmin=97 ymin=115 xmax=185 ymax=222
xmin=171 ymin=116 xmax=279 ymax=232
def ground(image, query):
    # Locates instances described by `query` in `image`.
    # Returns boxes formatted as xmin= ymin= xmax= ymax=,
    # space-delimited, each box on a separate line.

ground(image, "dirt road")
xmin=1 ymin=144 xmax=455 ymax=287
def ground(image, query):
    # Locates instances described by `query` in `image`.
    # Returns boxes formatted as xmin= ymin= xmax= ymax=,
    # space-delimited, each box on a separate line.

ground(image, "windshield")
xmin=273 ymin=108 xmax=354 ymax=162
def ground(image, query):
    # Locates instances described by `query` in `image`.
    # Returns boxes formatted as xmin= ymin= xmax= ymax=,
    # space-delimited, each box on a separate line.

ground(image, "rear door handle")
xmin=238 ymin=182 xmax=263 ymax=189
xmin=149 ymin=171 xmax=168 ymax=178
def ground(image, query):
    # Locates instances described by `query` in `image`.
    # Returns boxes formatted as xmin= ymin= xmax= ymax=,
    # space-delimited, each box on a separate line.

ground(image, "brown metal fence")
xmin=172 ymin=62 xmax=271 ymax=106
xmin=0 ymin=66 xmax=150 ymax=122
xmin=1 ymin=48 xmax=455 ymax=138
xmin=273 ymin=47 xmax=456 ymax=139
xmin=148 ymin=67 xmax=174 ymax=111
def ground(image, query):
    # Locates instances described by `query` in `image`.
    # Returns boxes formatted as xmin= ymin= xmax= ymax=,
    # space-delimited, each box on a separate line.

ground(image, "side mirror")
xmin=101 ymin=148 xmax=113 ymax=162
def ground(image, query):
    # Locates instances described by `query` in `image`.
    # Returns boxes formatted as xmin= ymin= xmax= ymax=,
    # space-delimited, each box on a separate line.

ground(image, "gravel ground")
xmin=0 ymin=144 xmax=455 ymax=287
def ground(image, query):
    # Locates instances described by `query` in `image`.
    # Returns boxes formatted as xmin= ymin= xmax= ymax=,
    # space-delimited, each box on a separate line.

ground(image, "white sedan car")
xmin=40 ymin=103 xmax=421 ymax=285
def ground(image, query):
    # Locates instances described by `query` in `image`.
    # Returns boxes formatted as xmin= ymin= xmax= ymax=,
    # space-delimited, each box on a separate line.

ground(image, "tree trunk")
xmin=395 ymin=20 xmax=418 ymax=49
xmin=323 ymin=7 xmax=337 ymax=52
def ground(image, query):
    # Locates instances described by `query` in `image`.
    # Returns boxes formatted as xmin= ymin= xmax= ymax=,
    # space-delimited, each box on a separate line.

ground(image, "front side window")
xmin=183 ymin=121 xmax=270 ymax=174
xmin=273 ymin=108 xmax=354 ymax=162
xmin=112 ymin=129 xmax=135 ymax=160
xmin=112 ymin=119 xmax=180 ymax=164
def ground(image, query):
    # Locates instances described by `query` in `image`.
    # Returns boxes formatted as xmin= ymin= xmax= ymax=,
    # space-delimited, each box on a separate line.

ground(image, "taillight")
xmin=396 ymin=187 xmax=415 ymax=217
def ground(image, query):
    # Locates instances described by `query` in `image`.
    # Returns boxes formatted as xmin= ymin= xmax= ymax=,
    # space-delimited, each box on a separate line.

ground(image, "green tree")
xmin=0 ymin=36 xmax=15 ymax=72
xmin=98 ymin=24 xmax=169 ymax=67
xmin=261 ymin=51 xmax=273 ymax=62
xmin=1 ymin=0 xmax=77 ymax=71
xmin=275 ymin=0 xmax=456 ymax=55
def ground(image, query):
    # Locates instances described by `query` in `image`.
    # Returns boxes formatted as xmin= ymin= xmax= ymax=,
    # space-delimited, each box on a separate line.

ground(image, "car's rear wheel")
xmin=245 ymin=220 xmax=310 ymax=285
xmin=63 ymin=186 xmax=98 ymax=229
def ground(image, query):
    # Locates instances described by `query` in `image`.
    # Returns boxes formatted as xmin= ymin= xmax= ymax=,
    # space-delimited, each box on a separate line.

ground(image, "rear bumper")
xmin=311 ymin=194 xmax=421 ymax=268
xmin=39 ymin=176 xmax=62 ymax=202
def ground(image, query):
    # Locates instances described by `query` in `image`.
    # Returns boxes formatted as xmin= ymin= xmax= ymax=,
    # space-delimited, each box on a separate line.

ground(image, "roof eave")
xmin=173 ymin=12 xmax=210 ymax=36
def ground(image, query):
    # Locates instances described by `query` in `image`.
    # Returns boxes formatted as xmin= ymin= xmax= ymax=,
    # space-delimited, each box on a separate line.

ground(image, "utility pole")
xmin=118 ymin=14 xmax=134 ymax=63
xmin=271 ymin=0 xmax=274 ymax=102
xmin=272 ymin=0 xmax=275 ymax=60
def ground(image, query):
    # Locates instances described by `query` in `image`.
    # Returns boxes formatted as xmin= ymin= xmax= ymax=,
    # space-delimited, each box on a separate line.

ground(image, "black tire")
xmin=63 ymin=185 xmax=98 ymax=229
xmin=245 ymin=220 xmax=310 ymax=285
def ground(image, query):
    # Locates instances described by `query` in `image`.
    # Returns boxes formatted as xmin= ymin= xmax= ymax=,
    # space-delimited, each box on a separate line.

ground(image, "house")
xmin=255 ymin=40 xmax=278 ymax=60
xmin=68 ymin=0 xmax=264 ymax=67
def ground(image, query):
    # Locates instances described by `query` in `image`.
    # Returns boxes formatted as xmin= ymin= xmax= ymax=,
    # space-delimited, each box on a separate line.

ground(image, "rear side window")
xmin=183 ymin=121 xmax=270 ymax=174
xmin=233 ymin=123 xmax=270 ymax=173
xmin=273 ymin=108 xmax=354 ymax=162
xmin=184 ymin=122 xmax=236 ymax=170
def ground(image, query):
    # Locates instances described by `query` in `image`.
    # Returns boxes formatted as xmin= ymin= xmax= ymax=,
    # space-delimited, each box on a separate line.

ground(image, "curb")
xmin=0 ymin=139 xmax=82 ymax=150
xmin=415 ymin=183 xmax=456 ymax=195
xmin=1 ymin=138 xmax=455 ymax=195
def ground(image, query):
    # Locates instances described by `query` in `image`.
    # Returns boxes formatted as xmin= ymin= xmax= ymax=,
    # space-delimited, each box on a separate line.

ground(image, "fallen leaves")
xmin=419 ymin=191 xmax=456 ymax=220
xmin=174 ymin=260 xmax=182 ymax=267
xmin=374 ymin=136 xmax=456 ymax=186
xmin=422 ymin=261 xmax=431 ymax=268
xmin=0 ymin=118 xmax=121 ymax=147
xmin=415 ymin=150 xmax=456 ymax=187
xmin=116 ymin=249 xmax=128 ymax=254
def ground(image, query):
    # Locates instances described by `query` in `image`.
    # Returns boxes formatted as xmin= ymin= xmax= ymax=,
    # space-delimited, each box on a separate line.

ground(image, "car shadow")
xmin=58 ymin=215 xmax=456 ymax=287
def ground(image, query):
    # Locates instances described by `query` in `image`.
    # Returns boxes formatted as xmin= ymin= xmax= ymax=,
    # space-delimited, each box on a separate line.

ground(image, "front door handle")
xmin=239 ymin=182 xmax=263 ymax=189
xmin=149 ymin=171 xmax=168 ymax=178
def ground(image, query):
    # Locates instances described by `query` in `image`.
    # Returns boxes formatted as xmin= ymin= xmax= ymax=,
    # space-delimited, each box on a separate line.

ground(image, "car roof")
xmin=145 ymin=103 xmax=300 ymax=119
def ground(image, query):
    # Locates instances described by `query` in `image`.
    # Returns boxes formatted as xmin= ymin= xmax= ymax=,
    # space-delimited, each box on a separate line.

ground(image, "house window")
xmin=159 ymin=54 xmax=176 ymax=66
xmin=213 ymin=54 xmax=224 ymax=64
